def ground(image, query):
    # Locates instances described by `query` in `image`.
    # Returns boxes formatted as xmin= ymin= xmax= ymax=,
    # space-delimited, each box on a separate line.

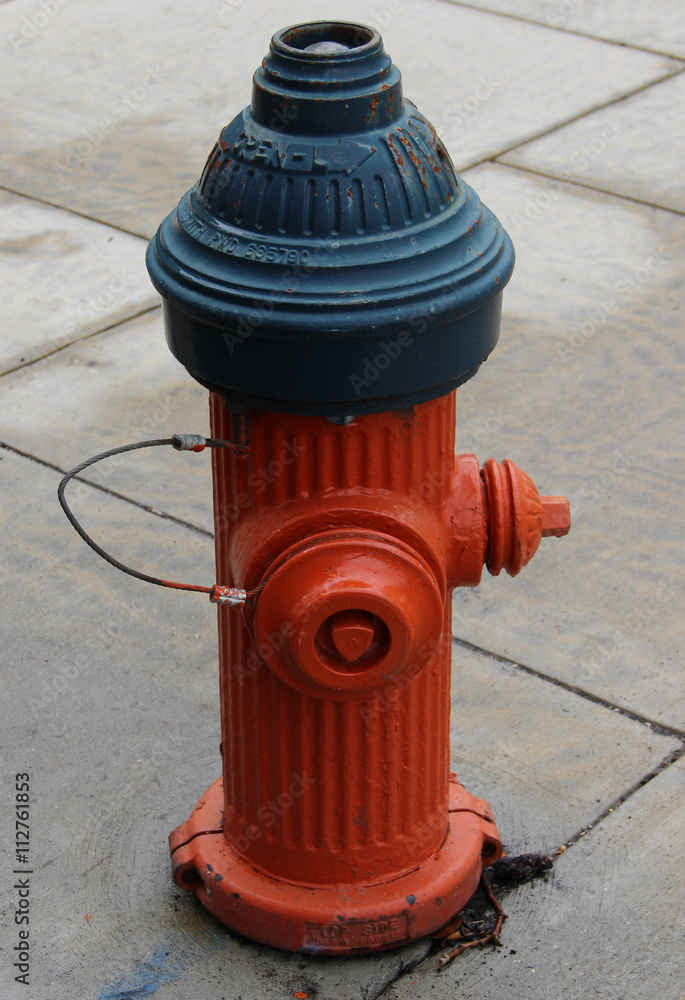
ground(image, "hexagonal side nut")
xmin=540 ymin=496 xmax=571 ymax=537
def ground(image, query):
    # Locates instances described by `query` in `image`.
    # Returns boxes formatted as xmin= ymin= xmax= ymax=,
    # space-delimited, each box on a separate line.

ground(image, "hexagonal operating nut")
xmin=540 ymin=496 xmax=571 ymax=538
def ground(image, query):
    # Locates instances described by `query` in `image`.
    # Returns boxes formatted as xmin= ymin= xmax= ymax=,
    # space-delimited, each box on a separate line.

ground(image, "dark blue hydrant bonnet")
xmin=146 ymin=21 xmax=514 ymax=417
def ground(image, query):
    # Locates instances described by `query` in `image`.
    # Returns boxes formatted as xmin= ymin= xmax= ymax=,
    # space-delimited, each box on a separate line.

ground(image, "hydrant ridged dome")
xmin=146 ymin=20 xmax=515 ymax=416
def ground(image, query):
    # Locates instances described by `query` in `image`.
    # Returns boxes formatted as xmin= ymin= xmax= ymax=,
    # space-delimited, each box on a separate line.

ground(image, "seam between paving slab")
xmin=552 ymin=742 xmax=685 ymax=850
xmin=0 ymin=439 xmax=214 ymax=539
xmin=0 ymin=183 xmax=151 ymax=241
xmin=0 ymin=304 xmax=161 ymax=378
xmin=452 ymin=636 xmax=685 ymax=739
xmin=468 ymin=65 xmax=685 ymax=174
xmin=370 ymin=744 xmax=685 ymax=999
xmin=434 ymin=0 xmax=685 ymax=63
xmin=491 ymin=159 xmax=685 ymax=217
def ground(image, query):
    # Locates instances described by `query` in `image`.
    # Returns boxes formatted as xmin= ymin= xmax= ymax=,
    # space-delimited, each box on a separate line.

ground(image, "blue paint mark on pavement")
xmin=96 ymin=946 xmax=184 ymax=1000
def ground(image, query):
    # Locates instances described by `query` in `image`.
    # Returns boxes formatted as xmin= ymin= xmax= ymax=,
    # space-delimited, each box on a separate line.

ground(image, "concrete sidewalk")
xmin=1 ymin=1 xmax=683 ymax=998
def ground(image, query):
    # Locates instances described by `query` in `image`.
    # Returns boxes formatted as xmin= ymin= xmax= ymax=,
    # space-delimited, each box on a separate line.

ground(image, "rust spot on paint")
xmin=386 ymin=134 xmax=405 ymax=168
xmin=366 ymin=93 xmax=380 ymax=124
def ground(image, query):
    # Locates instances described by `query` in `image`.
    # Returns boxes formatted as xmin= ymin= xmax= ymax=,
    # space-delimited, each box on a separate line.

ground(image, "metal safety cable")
xmin=57 ymin=434 xmax=254 ymax=606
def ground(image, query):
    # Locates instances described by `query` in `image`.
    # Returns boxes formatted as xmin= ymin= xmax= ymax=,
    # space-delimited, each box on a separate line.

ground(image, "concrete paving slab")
xmin=449 ymin=643 xmax=678 ymax=856
xmin=387 ymin=761 xmax=685 ymax=1000
xmin=450 ymin=162 xmax=685 ymax=731
xmin=361 ymin=2 xmax=680 ymax=171
xmin=501 ymin=70 xmax=685 ymax=214
xmin=0 ymin=310 xmax=215 ymax=533
xmin=0 ymin=0 xmax=678 ymax=236
xmin=1 ymin=450 xmax=678 ymax=998
xmin=0 ymin=188 xmax=159 ymax=375
xmin=444 ymin=0 xmax=685 ymax=58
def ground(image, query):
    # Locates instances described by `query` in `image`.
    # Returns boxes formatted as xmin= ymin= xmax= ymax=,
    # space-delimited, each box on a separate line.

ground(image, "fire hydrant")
xmin=142 ymin=21 xmax=569 ymax=953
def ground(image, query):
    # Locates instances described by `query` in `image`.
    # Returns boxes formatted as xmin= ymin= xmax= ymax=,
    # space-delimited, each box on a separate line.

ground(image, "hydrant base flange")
xmin=169 ymin=776 xmax=502 ymax=954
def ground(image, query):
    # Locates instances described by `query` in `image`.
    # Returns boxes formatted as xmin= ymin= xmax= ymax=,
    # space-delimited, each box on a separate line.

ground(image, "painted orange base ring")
xmin=169 ymin=775 xmax=502 ymax=954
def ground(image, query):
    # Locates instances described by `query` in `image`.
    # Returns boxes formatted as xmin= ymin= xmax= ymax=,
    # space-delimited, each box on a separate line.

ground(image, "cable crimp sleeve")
xmin=210 ymin=586 xmax=248 ymax=607
xmin=172 ymin=434 xmax=207 ymax=452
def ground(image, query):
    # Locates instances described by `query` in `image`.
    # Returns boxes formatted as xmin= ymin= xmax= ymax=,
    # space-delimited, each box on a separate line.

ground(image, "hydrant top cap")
xmin=146 ymin=21 xmax=515 ymax=417
xmin=252 ymin=22 xmax=404 ymax=135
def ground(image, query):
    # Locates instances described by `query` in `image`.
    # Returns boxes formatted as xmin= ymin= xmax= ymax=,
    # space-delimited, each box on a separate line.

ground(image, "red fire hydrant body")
xmin=168 ymin=393 xmax=567 ymax=952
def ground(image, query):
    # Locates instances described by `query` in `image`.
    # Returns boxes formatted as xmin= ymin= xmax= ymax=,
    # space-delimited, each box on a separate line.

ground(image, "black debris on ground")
xmin=433 ymin=852 xmax=555 ymax=968
xmin=488 ymin=851 xmax=555 ymax=888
